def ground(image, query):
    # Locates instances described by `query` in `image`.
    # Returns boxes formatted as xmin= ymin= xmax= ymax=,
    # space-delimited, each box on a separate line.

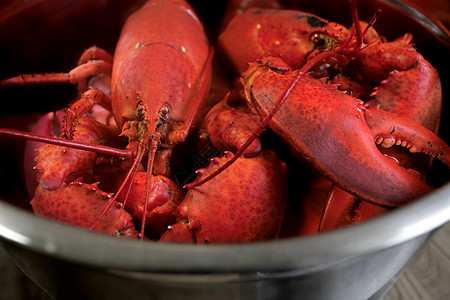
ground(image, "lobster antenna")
xmin=344 ymin=1 xmax=381 ymax=56
xmin=140 ymin=134 xmax=160 ymax=240
xmin=0 ymin=128 xmax=134 ymax=158
xmin=336 ymin=0 xmax=363 ymax=57
xmin=89 ymin=136 xmax=148 ymax=231
xmin=349 ymin=0 xmax=364 ymax=49
xmin=186 ymin=51 xmax=344 ymax=189
xmin=362 ymin=9 xmax=381 ymax=38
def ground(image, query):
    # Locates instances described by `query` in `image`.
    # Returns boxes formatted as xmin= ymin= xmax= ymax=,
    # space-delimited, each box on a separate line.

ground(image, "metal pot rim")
xmin=0 ymin=182 xmax=449 ymax=272
xmin=0 ymin=0 xmax=449 ymax=274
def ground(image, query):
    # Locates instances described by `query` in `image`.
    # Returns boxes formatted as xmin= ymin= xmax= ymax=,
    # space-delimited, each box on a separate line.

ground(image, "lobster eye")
xmin=312 ymin=33 xmax=325 ymax=48
xmin=158 ymin=103 xmax=170 ymax=124
xmin=311 ymin=33 xmax=335 ymax=50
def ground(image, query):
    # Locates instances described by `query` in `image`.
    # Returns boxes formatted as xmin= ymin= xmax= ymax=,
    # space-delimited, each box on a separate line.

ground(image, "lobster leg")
xmin=0 ymin=60 xmax=112 ymax=88
xmin=78 ymin=46 xmax=114 ymax=65
xmin=62 ymin=88 xmax=112 ymax=139
xmin=1 ymin=46 xmax=113 ymax=90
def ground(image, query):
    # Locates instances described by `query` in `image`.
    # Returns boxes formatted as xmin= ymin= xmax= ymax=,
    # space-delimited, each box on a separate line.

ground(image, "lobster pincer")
xmin=241 ymin=57 xmax=449 ymax=207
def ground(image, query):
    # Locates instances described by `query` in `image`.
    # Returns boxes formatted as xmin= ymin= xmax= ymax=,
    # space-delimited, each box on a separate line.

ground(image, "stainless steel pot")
xmin=0 ymin=1 xmax=449 ymax=299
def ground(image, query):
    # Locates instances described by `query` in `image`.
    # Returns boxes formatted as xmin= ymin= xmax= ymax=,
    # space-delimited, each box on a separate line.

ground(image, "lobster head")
xmin=218 ymin=7 xmax=352 ymax=73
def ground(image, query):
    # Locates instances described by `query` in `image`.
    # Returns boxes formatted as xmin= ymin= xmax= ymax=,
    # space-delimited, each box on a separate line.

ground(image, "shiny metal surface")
xmin=0 ymin=184 xmax=449 ymax=273
xmin=0 ymin=232 xmax=432 ymax=300
xmin=0 ymin=0 xmax=449 ymax=299
xmin=380 ymin=0 xmax=450 ymax=44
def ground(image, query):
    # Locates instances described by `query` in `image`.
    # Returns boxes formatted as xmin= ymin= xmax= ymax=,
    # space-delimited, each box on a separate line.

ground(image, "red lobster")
xmin=197 ymin=0 xmax=449 ymax=233
xmin=1 ymin=0 xmax=214 ymax=238
xmin=0 ymin=0 xmax=289 ymax=243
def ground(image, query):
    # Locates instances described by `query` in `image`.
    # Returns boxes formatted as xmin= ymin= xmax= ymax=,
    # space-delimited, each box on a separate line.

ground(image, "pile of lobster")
xmin=0 ymin=0 xmax=448 ymax=242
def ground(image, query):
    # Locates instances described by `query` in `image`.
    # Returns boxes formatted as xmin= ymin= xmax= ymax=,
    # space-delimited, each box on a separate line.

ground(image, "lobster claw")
xmin=242 ymin=57 xmax=448 ymax=207
xmin=32 ymin=181 xmax=139 ymax=237
xmin=160 ymin=149 xmax=288 ymax=243
xmin=34 ymin=116 xmax=105 ymax=191
xmin=24 ymin=110 xmax=65 ymax=196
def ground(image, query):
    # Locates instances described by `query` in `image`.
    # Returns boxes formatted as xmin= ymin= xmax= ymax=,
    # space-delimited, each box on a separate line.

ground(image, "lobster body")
xmin=112 ymin=0 xmax=212 ymax=148
xmin=107 ymin=0 xmax=213 ymax=237
xmin=218 ymin=7 xmax=350 ymax=73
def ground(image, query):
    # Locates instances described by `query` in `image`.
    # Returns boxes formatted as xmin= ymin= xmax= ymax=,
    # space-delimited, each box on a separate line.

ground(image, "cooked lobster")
xmin=1 ymin=0 xmax=213 ymax=238
xmin=0 ymin=0 xmax=448 ymax=242
xmin=197 ymin=0 xmax=449 ymax=232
